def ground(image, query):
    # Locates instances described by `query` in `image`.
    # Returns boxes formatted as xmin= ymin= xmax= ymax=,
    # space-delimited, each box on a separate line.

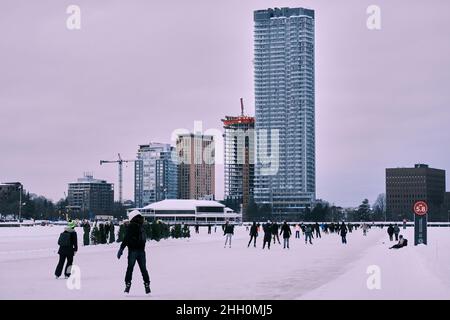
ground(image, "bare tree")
xmin=373 ymin=193 xmax=386 ymax=221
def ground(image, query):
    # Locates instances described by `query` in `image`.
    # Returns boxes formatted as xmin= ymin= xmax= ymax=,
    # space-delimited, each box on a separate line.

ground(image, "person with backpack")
xmin=223 ymin=221 xmax=234 ymax=248
xmin=280 ymin=221 xmax=292 ymax=249
xmin=389 ymin=235 xmax=408 ymax=249
xmin=247 ymin=221 xmax=258 ymax=248
xmin=117 ymin=210 xmax=150 ymax=294
xmin=55 ymin=220 xmax=78 ymax=279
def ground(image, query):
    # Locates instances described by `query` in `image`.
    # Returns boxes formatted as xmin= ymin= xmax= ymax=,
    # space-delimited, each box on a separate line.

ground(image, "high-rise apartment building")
xmin=176 ymin=134 xmax=215 ymax=200
xmin=134 ymin=143 xmax=178 ymax=208
xmin=253 ymin=7 xmax=316 ymax=215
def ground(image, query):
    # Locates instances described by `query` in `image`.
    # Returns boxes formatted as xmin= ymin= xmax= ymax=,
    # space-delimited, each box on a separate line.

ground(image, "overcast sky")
xmin=1 ymin=0 xmax=449 ymax=207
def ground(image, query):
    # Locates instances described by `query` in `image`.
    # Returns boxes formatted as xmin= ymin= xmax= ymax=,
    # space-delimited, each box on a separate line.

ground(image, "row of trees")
xmin=241 ymin=194 xmax=387 ymax=222
xmin=0 ymin=189 xmax=128 ymax=220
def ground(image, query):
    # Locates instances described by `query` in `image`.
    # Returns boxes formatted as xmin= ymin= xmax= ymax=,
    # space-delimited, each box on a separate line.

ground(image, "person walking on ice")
xmin=393 ymin=223 xmax=400 ymax=241
xmin=247 ymin=221 xmax=258 ymax=248
xmin=340 ymin=222 xmax=348 ymax=244
xmin=280 ymin=221 xmax=292 ymax=249
xmin=55 ymin=220 xmax=78 ymax=279
xmin=294 ymin=224 xmax=301 ymax=239
xmin=117 ymin=210 xmax=151 ymax=294
xmin=304 ymin=225 xmax=314 ymax=245
xmin=262 ymin=221 xmax=272 ymax=250
xmin=223 ymin=220 xmax=234 ymax=248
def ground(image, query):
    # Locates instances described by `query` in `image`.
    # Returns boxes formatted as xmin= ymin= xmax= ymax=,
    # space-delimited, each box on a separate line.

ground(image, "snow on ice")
xmin=0 ymin=225 xmax=449 ymax=299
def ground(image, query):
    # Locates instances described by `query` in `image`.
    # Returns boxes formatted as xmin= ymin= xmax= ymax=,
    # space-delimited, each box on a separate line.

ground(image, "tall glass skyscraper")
xmin=134 ymin=143 xmax=178 ymax=208
xmin=253 ymin=7 xmax=316 ymax=215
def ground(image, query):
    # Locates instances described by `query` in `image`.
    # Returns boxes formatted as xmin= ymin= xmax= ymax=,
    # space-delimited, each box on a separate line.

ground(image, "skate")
xmin=124 ymin=282 xmax=131 ymax=294
xmin=144 ymin=282 xmax=151 ymax=294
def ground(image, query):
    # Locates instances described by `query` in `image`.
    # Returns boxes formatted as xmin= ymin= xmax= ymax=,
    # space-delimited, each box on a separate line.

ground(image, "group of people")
xmin=387 ymin=223 xmax=408 ymax=249
xmin=81 ymin=220 xmax=116 ymax=246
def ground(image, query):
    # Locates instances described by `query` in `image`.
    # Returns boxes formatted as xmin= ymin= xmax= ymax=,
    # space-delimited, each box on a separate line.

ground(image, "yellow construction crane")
xmin=100 ymin=153 xmax=136 ymax=204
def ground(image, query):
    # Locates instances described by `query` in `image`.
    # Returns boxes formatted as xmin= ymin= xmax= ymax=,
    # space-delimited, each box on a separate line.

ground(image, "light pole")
xmin=18 ymin=184 xmax=23 ymax=222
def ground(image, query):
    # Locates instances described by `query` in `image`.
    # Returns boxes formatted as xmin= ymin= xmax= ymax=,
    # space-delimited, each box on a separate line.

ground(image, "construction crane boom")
xmin=99 ymin=153 xmax=136 ymax=204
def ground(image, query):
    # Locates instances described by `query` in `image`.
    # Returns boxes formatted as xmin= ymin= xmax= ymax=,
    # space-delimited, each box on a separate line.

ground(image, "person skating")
xmin=99 ymin=223 xmax=107 ymax=244
xmin=223 ymin=221 xmax=234 ymax=248
xmin=393 ymin=223 xmax=400 ymax=241
xmin=105 ymin=222 xmax=111 ymax=243
xmin=247 ymin=221 xmax=258 ymax=248
xmin=262 ymin=221 xmax=272 ymax=249
xmin=294 ymin=224 xmax=301 ymax=239
xmin=82 ymin=220 xmax=91 ymax=246
xmin=362 ymin=223 xmax=368 ymax=236
xmin=280 ymin=221 xmax=292 ymax=249
xmin=117 ymin=210 xmax=150 ymax=294
xmin=387 ymin=224 xmax=394 ymax=241
xmin=304 ymin=225 xmax=313 ymax=245
xmin=109 ymin=221 xmax=115 ymax=243
xmin=55 ymin=220 xmax=78 ymax=279
xmin=340 ymin=222 xmax=348 ymax=244
xmin=208 ymin=224 xmax=212 ymax=234
xmin=271 ymin=222 xmax=281 ymax=244
xmin=314 ymin=222 xmax=321 ymax=238
xmin=389 ymin=235 xmax=408 ymax=249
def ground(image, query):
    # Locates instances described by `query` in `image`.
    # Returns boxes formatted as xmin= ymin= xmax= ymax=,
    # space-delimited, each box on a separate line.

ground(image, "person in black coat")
xmin=262 ymin=221 xmax=272 ymax=249
xmin=340 ymin=222 xmax=348 ymax=244
xmin=117 ymin=211 xmax=150 ymax=294
xmin=387 ymin=224 xmax=394 ymax=241
xmin=55 ymin=220 xmax=78 ymax=279
xmin=314 ymin=222 xmax=321 ymax=238
xmin=247 ymin=221 xmax=258 ymax=248
xmin=279 ymin=221 xmax=292 ymax=249
xmin=271 ymin=222 xmax=281 ymax=244
xmin=223 ymin=221 xmax=234 ymax=248
xmin=82 ymin=220 xmax=91 ymax=246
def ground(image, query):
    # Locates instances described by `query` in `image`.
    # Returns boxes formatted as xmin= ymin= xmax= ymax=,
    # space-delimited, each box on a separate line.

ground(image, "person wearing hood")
xmin=117 ymin=210 xmax=150 ymax=294
xmin=82 ymin=220 xmax=91 ymax=246
xmin=55 ymin=220 xmax=78 ymax=279
xmin=387 ymin=224 xmax=394 ymax=241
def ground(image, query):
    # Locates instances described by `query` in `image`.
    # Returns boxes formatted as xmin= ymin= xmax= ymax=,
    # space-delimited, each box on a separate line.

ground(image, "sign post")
xmin=413 ymin=201 xmax=428 ymax=245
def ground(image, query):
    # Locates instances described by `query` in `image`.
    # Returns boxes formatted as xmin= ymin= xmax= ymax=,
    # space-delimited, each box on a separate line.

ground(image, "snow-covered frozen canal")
xmin=0 ymin=225 xmax=449 ymax=299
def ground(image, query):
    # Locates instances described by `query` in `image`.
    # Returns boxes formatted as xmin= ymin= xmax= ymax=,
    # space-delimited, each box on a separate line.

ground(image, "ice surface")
xmin=0 ymin=225 xmax=449 ymax=300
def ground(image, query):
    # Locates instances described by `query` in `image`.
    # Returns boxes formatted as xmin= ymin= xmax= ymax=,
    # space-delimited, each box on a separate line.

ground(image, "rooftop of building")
xmin=70 ymin=173 xmax=110 ymax=185
xmin=140 ymin=199 xmax=226 ymax=211
xmin=254 ymin=7 xmax=315 ymax=21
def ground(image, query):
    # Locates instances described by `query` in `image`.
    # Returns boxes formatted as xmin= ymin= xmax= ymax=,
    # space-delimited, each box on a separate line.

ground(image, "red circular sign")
xmin=414 ymin=201 xmax=428 ymax=216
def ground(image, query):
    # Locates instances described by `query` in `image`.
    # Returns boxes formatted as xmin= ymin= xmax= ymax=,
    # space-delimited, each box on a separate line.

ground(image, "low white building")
xmin=131 ymin=199 xmax=241 ymax=225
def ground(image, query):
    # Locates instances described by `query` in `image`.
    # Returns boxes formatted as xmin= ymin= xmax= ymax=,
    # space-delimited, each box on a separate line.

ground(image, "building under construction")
xmin=222 ymin=99 xmax=255 ymax=218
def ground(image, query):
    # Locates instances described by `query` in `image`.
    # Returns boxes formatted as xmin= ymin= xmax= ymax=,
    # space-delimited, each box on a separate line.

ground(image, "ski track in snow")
xmin=0 ymin=226 xmax=449 ymax=299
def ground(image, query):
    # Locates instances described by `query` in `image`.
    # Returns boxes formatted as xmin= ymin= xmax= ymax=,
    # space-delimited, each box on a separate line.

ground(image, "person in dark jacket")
xmin=109 ymin=221 xmax=115 ymax=243
xmin=55 ymin=220 xmax=78 ymax=279
xmin=117 ymin=210 xmax=150 ymax=294
xmin=208 ymin=224 xmax=212 ymax=234
xmin=280 ymin=221 xmax=292 ymax=249
xmin=389 ymin=235 xmax=407 ymax=249
xmin=314 ymin=222 xmax=321 ymax=238
xmin=248 ymin=222 xmax=258 ymax=248
xmin=393 ymin=224 xmax=400 ymax=241
xmin=340 ymin=222 xmax=348 ymax=244
xmin=387 ymin=224 xmax=394 ymax=241
xmin=262 ymin=221 xmax=272 ymax=250
xmin=82 ymin=220 xmax=91 ymax=246
xmin=223 ymin=221 xmax=234 ymax=248
xmin=304 ymin=225 xmax=314 ymax=244
xmin=271 ymin=222 xmax=281 ymax=244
